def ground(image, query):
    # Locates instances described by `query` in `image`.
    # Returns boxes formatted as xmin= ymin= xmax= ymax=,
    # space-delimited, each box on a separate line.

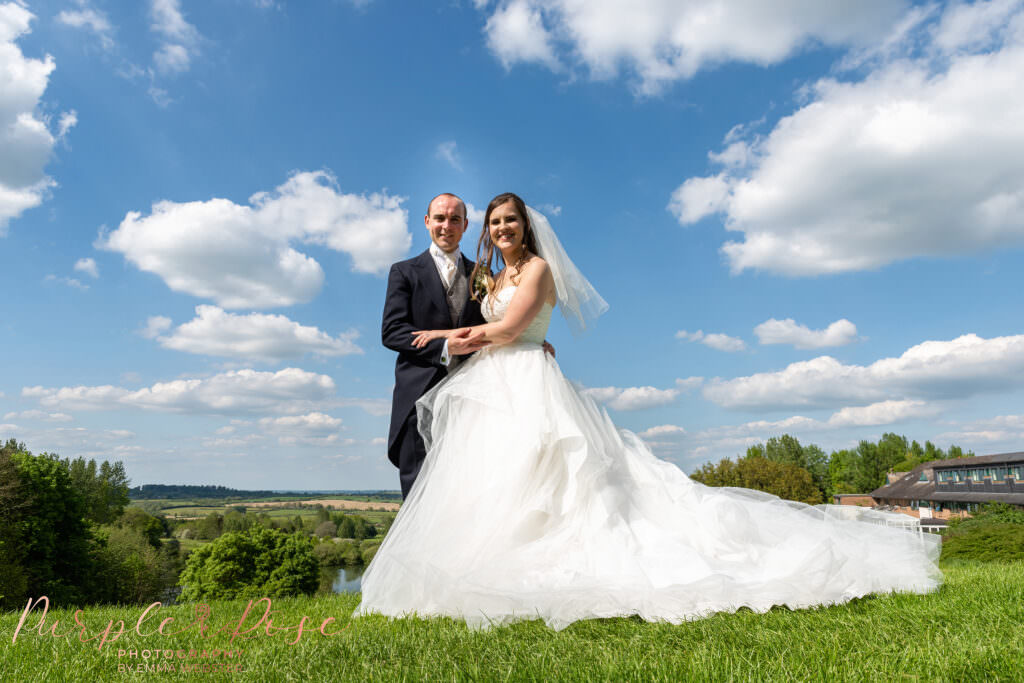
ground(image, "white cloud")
xmin=10 ymin=426 xmax=145 ymax=460
xmin=74 ymin=257 xmax=99 ymax=278
xmin=939 ymin=413 xmax=1024 ymax=445
xmin=676 ymin=329 xmax=746 ymax=352
xmin=154 ymin=305 xmax=363 ymax=362
xmin=44 ymin=274 xmax=88 ymax=290
xmin=676 ymin=376 xmax=704 ymax=392
xmin=0 ymin=3 xmax=75 ymax=235
xmin=99 ymin=171 xmax=410 ymax=309
xmin=56 ymin=2 xmax=114 ymax=50
xmin=140 ymin=315 xmax=172 ymax=339
xmin=826 ymin=399 xmax=938 ymax=427
xmin=932 ymin=0 xmax=1023 ymax=53
xmin=754 ymin=318 xmax=858 ymax=349
xmin=150 ymin=0 xmax=199 ymax=75
xmin=538 ymin=203 xmax=562 ymax=217
xmin=23 ymin=367 xmax=337 ymax=416
xmin=705 ymin=333 xmax=1024 ymax=411
xmin=641 ymin=399 xmax=940 ymax=465
xmin=153 ymin=42 xmax=190 ymax=74
xmin=638 ymin=424 xmax=686 ymax=439
xmin=478 ymin=0 xmax=904 ymax=94
xmin=435 ymin=140 xmax=462 ymax=171
xmin=484 ymin=0 xmax=560 ymax=71
xmin=0 ymin=423 xmax=17 ymax=432
xmin=3 ymin=410 xmax=72 ymax=422
xmin=582 ymin=384 xmax=679 ymax=411
xmin=259 ymin=411 xmax=343 ymax=446
xmin=668 ymin=173 xmax=730 ymax=224
xmin=58 ymin=110 xmax=77 ymax=138
xmin=466 ymin=201 xmax=485 ymax=227
xmin=671 ymin=1 xmax=1024 ymax=275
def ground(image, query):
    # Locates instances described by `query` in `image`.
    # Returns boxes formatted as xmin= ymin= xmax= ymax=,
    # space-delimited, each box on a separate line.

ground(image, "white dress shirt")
xmin=429 ymin=242 xmax=461 ymax=366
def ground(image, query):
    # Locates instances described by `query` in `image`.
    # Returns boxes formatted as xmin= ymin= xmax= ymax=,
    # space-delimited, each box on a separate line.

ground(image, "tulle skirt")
xmin=354 ymin=342 xmax=942 ymax=631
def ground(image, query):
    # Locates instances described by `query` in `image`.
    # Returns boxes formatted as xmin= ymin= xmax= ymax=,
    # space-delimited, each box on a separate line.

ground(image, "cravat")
xmin=442 ymin=256 xmax=457 ymax=290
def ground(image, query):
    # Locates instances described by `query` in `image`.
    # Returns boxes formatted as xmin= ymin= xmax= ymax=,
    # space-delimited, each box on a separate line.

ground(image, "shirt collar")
xmin=429 ymin=242 xmax=460 ymax=264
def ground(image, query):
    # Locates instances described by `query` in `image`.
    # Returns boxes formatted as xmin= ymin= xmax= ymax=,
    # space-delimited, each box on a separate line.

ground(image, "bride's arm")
xmin=473 ymin=260 xmax=555 ymax=346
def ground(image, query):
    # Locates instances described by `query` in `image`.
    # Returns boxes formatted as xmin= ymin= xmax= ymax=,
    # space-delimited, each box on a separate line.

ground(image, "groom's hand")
xmin=448 ymin=327 xmax=489 ymax=355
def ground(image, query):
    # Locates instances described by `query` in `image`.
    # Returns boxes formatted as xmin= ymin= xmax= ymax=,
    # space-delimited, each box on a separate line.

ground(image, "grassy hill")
xmin=2 ymin=560 xmax=1021 ymax=681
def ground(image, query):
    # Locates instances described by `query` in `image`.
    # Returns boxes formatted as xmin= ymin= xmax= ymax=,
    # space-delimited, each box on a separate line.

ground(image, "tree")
xmin=691 ymin=458 xmax=740 ymax=488
xmin=178 ymin=526 xmax=319 ymax=601
xmin=0 ymin=441 xmax=28 ymax=609
xmin=91 ymin=525 xmax=165 ymax=605
xmin=315 ymin=506 xmax=331 ymax=524
xmin=748 ymin=435 xmax=831 ymax=499
xmin=10 ymin=450 xmax=95 ymax=605
xmin=65 ymin=457 xmax=130 ymax=525
xmin=828 ymin=449 xmax=860 ymax=494
xmin=692 ymin=455 xmax=822 ymax=505
xmin=195 ymin=512 xmax=223 ymax=540
xmin=116 ymin=507 xmax=166 ymax=548
xmin=335 ymin=515 xmax=357 ymax=539
xmin=315 ymin=520 xmax=337 ymax=538
xmin=222 ymin=508 xmax=252 ymax=534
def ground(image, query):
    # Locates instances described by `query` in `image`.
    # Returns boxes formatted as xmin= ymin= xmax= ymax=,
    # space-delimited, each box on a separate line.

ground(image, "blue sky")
xmin=3 ymin=0 xmax=1024 ymax=490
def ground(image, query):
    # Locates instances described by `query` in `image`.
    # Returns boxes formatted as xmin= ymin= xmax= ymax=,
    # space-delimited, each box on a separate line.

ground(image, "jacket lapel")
xmin=415 ymin=250 xmax=449 ymax=320
xmin=458 ymin=254 xmax=479 ymax=327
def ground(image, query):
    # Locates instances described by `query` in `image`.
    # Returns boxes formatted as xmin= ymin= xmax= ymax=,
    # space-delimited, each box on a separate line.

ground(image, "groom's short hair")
xmin=427 ymin=193 xmax=467 ymax=223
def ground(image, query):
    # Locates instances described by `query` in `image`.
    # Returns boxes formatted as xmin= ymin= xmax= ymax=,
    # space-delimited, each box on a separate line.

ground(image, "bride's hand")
xmin=411 ymin=329 xmax=453 ymax=349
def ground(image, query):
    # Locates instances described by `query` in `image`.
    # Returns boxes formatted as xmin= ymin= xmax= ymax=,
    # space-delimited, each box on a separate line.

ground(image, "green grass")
xmin=2 ymin=561 xmax=1021 ymax=682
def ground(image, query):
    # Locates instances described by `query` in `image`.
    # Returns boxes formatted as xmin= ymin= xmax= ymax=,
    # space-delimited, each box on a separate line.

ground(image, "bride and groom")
xmin=360 ymin=191 xmax=942 ymax=631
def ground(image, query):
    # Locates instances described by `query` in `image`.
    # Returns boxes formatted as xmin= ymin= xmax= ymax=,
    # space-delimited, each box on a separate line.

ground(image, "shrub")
xmin=360 ymin=539 xmax=382 ymax=564
xmin=314 ymin=539 xmax=360 ymax=566
xmin=314 ymin=520 xmax=337 ymax=538
xmin=941 ymin=524 xmax=1024 ymax=563
xmin=91 ymin=525 xmax=165 ymax=605
xmin=178 ymin=526 xmax=319 ymax=601
xmin=942 ymin=502 xmax=1024 ymax=563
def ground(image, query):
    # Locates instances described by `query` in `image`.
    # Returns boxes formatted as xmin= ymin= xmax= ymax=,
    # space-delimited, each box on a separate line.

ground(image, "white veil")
xmin=526 ymin=206 xmax=608 ymax=335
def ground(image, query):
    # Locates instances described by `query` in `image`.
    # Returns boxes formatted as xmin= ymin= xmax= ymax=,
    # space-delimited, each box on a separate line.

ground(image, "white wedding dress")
xmin=354 ymin=286 xmax=942 ymax=631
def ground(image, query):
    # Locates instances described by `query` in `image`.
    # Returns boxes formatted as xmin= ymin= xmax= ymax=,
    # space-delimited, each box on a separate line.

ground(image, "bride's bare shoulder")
xmin=524 ymin=255 xmax=556 ymax=304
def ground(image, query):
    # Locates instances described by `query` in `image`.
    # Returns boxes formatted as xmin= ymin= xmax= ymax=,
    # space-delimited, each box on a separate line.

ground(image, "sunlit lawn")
xmin=2 ymin=560 xmax=1021 ymax=682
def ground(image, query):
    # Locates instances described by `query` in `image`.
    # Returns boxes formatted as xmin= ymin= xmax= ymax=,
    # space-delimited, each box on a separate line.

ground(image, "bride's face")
xmin=488 ymin=201 xmax=524 ymax=253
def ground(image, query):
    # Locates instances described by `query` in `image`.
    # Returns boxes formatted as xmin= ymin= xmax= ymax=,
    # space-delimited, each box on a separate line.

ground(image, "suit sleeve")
xmin=382 ymin=263 xmax=447 ymax=367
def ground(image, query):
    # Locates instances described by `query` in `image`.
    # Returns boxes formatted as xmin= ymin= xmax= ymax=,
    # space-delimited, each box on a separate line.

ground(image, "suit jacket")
xmin=382 ymin=249 xmax=486 ymax=466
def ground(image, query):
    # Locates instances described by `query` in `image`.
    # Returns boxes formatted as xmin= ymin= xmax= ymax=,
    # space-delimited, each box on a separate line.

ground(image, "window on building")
xmin=919 ymin=472 xmax=928 ymax=482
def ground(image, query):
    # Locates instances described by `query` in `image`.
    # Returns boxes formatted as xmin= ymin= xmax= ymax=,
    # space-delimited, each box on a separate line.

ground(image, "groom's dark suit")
xmin=383 ymin=249 xmax=485 ymax=498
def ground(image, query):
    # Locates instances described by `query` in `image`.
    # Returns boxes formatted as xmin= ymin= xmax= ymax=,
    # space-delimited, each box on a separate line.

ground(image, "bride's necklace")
xmin=505 ymin=247 xmax=529 ymax=286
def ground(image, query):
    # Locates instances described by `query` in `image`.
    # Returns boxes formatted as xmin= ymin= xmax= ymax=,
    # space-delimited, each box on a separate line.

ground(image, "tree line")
xmin=0 ymin=439 xmax=183 ymax=610
xmin=690 ymin=433 xmax=973 ymax=505
xmin=129 ymin=483 xmax=281 ymax=499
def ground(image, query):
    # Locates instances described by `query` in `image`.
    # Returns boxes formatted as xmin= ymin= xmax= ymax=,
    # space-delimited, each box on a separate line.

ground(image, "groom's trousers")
xmin=395 ymin=409 xmax=427 ymax=499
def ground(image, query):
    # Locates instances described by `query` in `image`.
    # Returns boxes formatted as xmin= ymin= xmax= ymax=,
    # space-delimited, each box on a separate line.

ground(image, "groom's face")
xmin=425 ymin=194 xmax=467 ymax=254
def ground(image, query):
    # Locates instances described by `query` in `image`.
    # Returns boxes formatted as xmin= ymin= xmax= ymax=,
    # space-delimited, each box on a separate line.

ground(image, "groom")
xmin=382 ymin=193 xmax=488 ymax=499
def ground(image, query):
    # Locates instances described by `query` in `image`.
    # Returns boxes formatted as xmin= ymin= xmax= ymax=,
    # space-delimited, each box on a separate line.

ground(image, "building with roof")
xmin=869 ymin=451 xmax=1024 ymax=528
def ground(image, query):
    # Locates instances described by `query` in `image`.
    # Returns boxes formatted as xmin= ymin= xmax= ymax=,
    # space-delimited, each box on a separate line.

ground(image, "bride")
xmin=354 ymin=192 xmax=942 ymax=631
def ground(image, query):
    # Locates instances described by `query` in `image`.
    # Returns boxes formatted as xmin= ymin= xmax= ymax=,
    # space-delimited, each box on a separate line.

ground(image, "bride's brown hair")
xmin=470 ymin=192 xmax=539 ymax=301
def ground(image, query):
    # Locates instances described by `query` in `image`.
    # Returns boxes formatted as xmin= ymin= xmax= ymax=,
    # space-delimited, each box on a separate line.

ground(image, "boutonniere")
xmin=472 ymin=268 xmax=494 ymax=301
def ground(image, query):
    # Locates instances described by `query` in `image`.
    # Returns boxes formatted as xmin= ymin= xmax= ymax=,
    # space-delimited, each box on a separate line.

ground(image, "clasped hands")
xmin=411 ymin=327 xmax=490 ymax=354
xmin=411 ymin=328 xmax=556 ymax=358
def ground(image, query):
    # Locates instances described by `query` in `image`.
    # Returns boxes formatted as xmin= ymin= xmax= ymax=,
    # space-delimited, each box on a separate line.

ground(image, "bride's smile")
xmin=488 ymin=201 xmax=524 ymax=254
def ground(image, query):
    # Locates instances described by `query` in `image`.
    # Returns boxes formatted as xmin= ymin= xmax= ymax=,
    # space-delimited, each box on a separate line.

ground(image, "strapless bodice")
xmin=481 ymin=286 xmax=553 ymax=344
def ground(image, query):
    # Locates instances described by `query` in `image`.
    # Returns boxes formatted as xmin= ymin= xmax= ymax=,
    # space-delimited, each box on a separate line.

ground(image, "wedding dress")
xmin=354 ymin=286 xmax=942 ymax=631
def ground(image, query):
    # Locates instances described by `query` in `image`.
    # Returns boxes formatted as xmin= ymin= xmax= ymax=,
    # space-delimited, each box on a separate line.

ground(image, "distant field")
xmin=137 ymin=496 xmax=402 ymax=520
xmin=247 ymin=498 xmax=400 ymax=512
